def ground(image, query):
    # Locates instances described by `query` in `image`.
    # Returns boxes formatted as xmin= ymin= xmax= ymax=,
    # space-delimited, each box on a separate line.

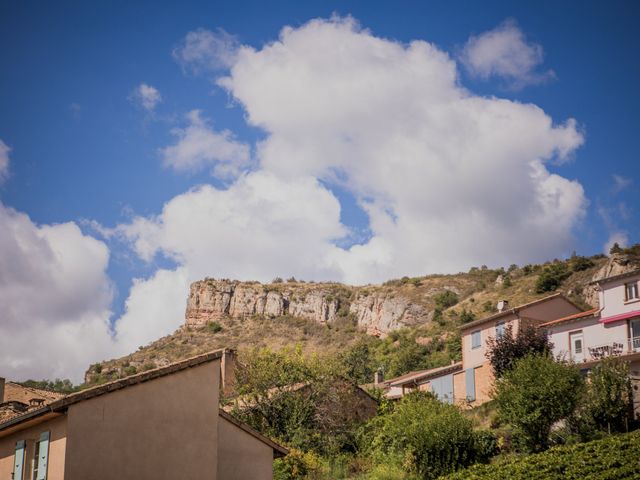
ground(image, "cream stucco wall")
xmin=0 ymin=414 xmax=67 ymax=480
xmin=600 ymin=273 xmax=640 ymax=318
xmin=547 ymin=317 xmax=630 ymax=363
xmin=217 ymin=416 xmax=274 ymax=480
xmin=64 ymin=360 xmax=220 ymax=480
xmin=461 ymin=314 xmax=518 ymax=369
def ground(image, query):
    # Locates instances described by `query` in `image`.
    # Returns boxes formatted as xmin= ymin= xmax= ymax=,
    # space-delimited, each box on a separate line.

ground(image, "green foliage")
xmin=434 ymin=290 xmax=459 ymax=309
xmin=482 ymin=301 xmax=495 ymax=313
xmin=568 ymin=254 xmax=594 ymax=272
xmin=123 ymin=365 xmax=138 ymax=376
xmin=535 ymin=263 xmax=571 ymax=293
xmin=19 ymin=378 xmax=77 ymax=394
xmin=94 ymin=363 xmax=103 ymax=374
xmin=609 ymin=242 xmax=623 ymax=254
xmin=206 ymin=321 xmax=223 ymax=333
xmin=459 ymin=309 xmax=476 ymax=324
xmin=441 ymin=430 xmax=640 ymax=480
xmin=494 ymin=355 xmax=584 ymax=452
xmin=502 ymin=276 xmax=512 ymax=288
xmin=273 ymin=448 xmax=322 ymax=480
xmin=361 ymin=392 xmax=490 ymax=479
xmin=486 ymin=325 xmax=553 ymax=378
xmin=571 ymin=358 xmax=632 ymax=436
xmin=339 ymin=337 xmax=378 ymax=385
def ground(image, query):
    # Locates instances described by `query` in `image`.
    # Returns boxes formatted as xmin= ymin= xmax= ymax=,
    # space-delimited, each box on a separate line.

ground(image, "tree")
xmin=362 ymin=392 xmax=489 ymax=479
xmin=583 ymin=358 xmax=632 ymax=433
xmin=486 ymin=324 xmax=553 ymax=378
xmin=535 ymin=263 xmax=571 ymax=293
xmin=339 ymin=338 xmax=377 ymax=385
xmin=494 ymin=355 xmax=584 ymax=452
xmin=434 ymin=290 xmax=459 ymax=309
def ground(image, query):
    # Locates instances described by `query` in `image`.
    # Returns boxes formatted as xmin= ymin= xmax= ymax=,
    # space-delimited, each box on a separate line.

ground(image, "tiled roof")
xmin=3 ymin=382 xmax=64 ymax=405
xmin=538 ymin=308 xmax=599 ymax=328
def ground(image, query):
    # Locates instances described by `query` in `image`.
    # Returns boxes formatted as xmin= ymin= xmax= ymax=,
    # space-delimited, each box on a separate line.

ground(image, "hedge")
xmin=440 ymin=430 xmax=640 ymax=480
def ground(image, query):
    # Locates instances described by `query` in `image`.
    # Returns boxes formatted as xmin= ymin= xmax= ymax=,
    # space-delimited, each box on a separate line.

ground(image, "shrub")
xmin=124 ymin=365 xmax=137 ymax=376
xmin=361 ymin=392 xmax=484 ymax=479
xmin=609 ymin=242 xmax=623 ymax=254
xmin=573 ymin=358 xmax=633 ymax=435
xmin=494 ymin=355 xmax=584 ymax=452
xmin=459 ymin=309 xmax=475 ymax=324
xmin=502 ymin=276 xmax=512 ymax=288
xmin=207 ymin=321 xmax=223 ymax=333
xmin=486 ymin=324 xmax=552 ymax=378
xmin=568 ymin=254 xmax=594 ymax=272
xmin=272 ymin=277 xmax=284 ymax=283
xmin=535 ymin=263 xmax=571 ymax=293
xmin=434 ymin=290 xmax=459 ymax=309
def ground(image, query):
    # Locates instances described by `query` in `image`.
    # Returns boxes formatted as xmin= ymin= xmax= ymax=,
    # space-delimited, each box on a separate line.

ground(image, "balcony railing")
xmin=582 ymin=337 xmax=640 ymax=361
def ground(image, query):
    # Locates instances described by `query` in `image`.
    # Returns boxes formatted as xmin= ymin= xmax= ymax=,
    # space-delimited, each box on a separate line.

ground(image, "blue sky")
xmin=0 ymin=1 xmax=638 ymax=380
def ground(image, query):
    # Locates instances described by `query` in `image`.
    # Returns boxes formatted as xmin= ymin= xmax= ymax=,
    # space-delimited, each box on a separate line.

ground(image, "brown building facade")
xmin=0 ymin=350 xmax=286 ymax=480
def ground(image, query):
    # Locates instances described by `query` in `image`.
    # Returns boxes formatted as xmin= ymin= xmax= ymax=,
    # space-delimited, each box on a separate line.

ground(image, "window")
xmin=32 ymin=431 xmax=49 ymax=480
xmin=12 ymin=440 xmax=25 ymax=480
xmin=496 ymin=321 xmax=505 ymax=338
xmin=471 ymin=330 xmax=481 ymax=349
xmin=625 ymin=282 xmax=639 ymax=301
xmin=465 ymin=368 xmax=476 ymax=402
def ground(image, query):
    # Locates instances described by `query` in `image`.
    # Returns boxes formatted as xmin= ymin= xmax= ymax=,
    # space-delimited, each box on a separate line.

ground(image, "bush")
xmin=361 ymin=392 xmax=485 ymax=479
xmin=434 ymin=290 xmax=459 ymax=309
xmin=207 ymin=321 xmax=223 ymax=333
xmin=459 ymin=309 xmax=475 ymax=324
xmin=535 ymin=263 xmax=571 ymax=293
xmin=575 ymin=358 xmax=633 ymax=435
xmin=494 ymin=355 xmax=584 ymax=452
xmin=441 ymin=430 xmax=640 ymax=480
xmin=568 ymin=254 xmax=594 ymax=272
xmin=486 ymin=324 xmax=552 ymax=378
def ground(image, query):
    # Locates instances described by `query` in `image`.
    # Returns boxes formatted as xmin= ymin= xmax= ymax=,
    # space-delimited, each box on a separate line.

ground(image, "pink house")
xmin=381 ymin=293 xmax=582 ymax=406
xmin=542 ymin=270 xmax=640 ymax=372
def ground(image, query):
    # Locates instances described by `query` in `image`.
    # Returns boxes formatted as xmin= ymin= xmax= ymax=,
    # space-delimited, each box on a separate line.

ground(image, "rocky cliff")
xmin=185 ymin=279 xmax=425 ymax=335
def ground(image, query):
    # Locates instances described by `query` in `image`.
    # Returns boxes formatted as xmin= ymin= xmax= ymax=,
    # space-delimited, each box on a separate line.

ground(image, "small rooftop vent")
xmin=497 ymin=300 xmax=509 ymax=312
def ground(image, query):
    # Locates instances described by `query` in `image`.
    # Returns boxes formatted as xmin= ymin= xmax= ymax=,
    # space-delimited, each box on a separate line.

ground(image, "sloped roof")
xmin=3 ymin=382 xmax=64 ymax=405
xmin=459 ymin=293 xmax=580 ymax=331
xmin=388 ymin=362 xmax=463 ymax=387
xmin=589 ymin=269 xmax=640 ymax=286
xmin=219 ymin=410 xmax=288 ymax=458
xmin=538 ymin=308 xmax=599 ymax=328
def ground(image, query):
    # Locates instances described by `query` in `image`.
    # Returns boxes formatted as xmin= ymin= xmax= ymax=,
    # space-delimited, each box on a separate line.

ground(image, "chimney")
xmin=374 ymin=368 xmax=384 ymax=386
xmin=0 ymin=377 xmax=5 ymax=403
xmin=221 ymin=349 xmax=236 ymax=398
xmin=497 ymin=300 xmax=509 ymax=312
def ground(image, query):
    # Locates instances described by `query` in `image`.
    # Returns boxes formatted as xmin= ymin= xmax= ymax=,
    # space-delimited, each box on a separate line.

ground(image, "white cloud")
xmin=0 ymin=139 xmax=10 ymax=183
xmin=612 ymin=174 xmax=632 ymax=193
xmin=120 ymin=17 xmax=586 ymax=288
xmin=161 ymin=110 xmax=251 ymax=178
xmin=172 ymin=28 xmax=239 ymax=74
xmin=0 ymin=203 xmax=115 ymax=382
xmin=460 ymin=19 xmax=555 ymax=89
xmin=129 ymin=83 xmax=162 ymax=111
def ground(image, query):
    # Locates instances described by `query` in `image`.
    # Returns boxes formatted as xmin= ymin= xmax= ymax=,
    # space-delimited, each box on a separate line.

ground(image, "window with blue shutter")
xmin=12 ymin=440 xmax=26 ymax=480
xmin=496 ymin=321 xmax=505 ymax=338
xmin=465 ymin=368 xmax=476 ymax=402
xmin=471 ymin=330 xmax=481 ymax=349
xmin=35 ymin=431 xmax=50 ymax=480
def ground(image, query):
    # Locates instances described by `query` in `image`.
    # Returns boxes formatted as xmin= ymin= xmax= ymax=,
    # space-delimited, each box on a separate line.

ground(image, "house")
xmin=541 ymin=270 xmax=640 ymax=366
xmin=0 ymin=350 xmax=287 ymax=480
xmin=0 ymin=381 xmax=64 ymax=423
xmin=541 ymin=269 xmax=640 ymax=370
xmin=380 ymin=294 xmax=583 ymax=406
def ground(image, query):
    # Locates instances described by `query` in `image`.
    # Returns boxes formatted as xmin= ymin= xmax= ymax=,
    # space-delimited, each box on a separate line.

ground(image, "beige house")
xmin=382 ymin=294 xmax=583 ymax=406
xmin=0 ymin=350 xmax=286 ymax=480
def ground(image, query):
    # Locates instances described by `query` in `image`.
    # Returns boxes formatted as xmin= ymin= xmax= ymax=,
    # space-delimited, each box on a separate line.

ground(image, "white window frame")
xmin=496 ymin=321 xmax=506 ymax=338
xmin=625 ymin=282 xmax=639 ymax=301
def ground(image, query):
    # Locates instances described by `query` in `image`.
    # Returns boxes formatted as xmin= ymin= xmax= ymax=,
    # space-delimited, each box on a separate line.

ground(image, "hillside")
xmin=84 ymin=246 xmax=640 ymax=386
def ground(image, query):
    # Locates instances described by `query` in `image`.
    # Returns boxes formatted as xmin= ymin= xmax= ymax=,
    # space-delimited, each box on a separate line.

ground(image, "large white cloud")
xmin=0 ymin=203 xmax=115 ymax=382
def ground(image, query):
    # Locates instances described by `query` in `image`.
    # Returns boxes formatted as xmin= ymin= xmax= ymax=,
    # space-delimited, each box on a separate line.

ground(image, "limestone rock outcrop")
xmin=185 ymin=279 xmax=424 ymax=335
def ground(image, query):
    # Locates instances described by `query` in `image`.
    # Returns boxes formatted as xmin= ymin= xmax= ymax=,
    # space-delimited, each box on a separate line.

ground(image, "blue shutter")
xmin=13 ymin=440 xmax=26 ymax=480
xmin=36 ymin=431 xmax=50 ymax=480
xmin=431 ymin=375 xmax=454 ymax=404
xmin=465 ymin=368 xmax=476 ymax=402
